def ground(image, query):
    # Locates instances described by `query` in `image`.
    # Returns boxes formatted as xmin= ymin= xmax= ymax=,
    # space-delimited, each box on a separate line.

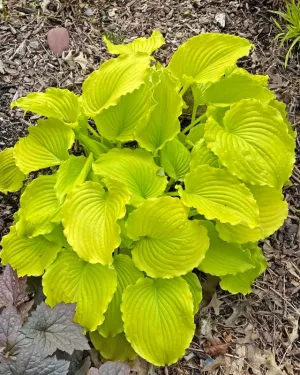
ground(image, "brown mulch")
xmin=0 ymin=0 xmax=300 ymax=374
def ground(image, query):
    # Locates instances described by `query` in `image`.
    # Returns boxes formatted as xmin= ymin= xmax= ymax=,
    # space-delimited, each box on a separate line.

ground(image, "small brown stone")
xmin=47 ymin=27 xmax=69 ymax=56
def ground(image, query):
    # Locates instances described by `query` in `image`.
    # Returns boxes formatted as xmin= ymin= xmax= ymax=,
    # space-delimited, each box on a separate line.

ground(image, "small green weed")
xmin=271 ymin=0 xmax=300 ymax=66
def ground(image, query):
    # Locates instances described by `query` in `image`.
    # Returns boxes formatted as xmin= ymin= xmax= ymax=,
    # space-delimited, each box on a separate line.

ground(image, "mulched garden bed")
xmin=0 ymin=0 xmax=299 ymax=374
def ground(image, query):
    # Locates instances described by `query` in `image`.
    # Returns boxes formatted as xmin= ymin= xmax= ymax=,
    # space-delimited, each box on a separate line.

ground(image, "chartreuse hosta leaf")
xmin=55 ymin=154 xmax=93 ymax=203
xmin=43 ymin=224 xmax=69 ymax=248
xmin=160 ymin=138 xmax=190 ymax=180
xmin=43 ymin=248 xmax=117 ymax=331
xmin=98 ymin=254 xmax=144 ymax=338
xmin=135 ymin=68 xmax=183 ymax=153
xmin=103 ymin=30 xmax=165 ymax=55
xmin=168 ymin=33 xmax=252 ymax=84
xmin=190 ymin=139 xmax=219 ymax=169
xmin=90 ymin=331 xmax=136 ymax=361
xmin=191 ymin=82 xmax=212 ymax=107
xmin=1 ymin=226 xmax=62 ymax=277
xmin=216 ymin=186 xmax=288 ymax=244
xmin=269 ymin=99 xmax=297 ymax=138
xmin=0 ymin=148 xmax=25 ymax=194
xmin=126 ymin=197 xmax=209 ymax=278
xmin=226 ymin=66 xmax=269 ymax=86
xmin=76 ymin=132 xmax=108 ymax=159
xmin=62 ymin=179 xmax=131 ymax=264
xmin=182 ymin=273 xmax=202 ymax=314
xmin=204 ymin=73 xmax=274 ymax=106
xmin=16 ymin=174 xmax=61 ymax=238
xmin=197 ymin=221 xmax=255 ymax=276
xmin=122 ymin=277 xmax=195 ymax=366
xmin=205 ymin=105 xmax=229 ymax=124
xmin=11 ymin=88 xmax=81 ymax=126
xmin=14 ymin=118 xmax=75 ymax=174
xmin=93 ymin=148 xmax=167 ymax=206
xmin=220 ymin=244 xmax=268 ymax=295
xmin=204 ymin=99 xmax=295 ymax=189
xmin=94 ymin=78 xmax=153 ymax=142
xmin=186 ymin=124 xmax=205 ymax=146
xmin=179 ymin=165 xmax=259 ymax=227
xmin=82 ymin=53 xmax=151 ymax=117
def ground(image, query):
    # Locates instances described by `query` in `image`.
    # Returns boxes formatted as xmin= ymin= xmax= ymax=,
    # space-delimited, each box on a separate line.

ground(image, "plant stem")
xmin=88 ymin=124 xmax=101 ymax=140
xmin=191 ymin=100 xmax=198 ymax=124
xmin=182 ymin=116 xmax=203 ymax=135
xmin=116 ymin=141 xmax=122 ymax=149
xmin=165 ymin=178 xmax=175 ymax=192
xmin=180 ymin=82 xmax=190 ymax=97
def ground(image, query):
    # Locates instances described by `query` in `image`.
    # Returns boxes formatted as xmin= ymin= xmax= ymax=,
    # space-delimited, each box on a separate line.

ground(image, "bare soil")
xmin=0 ymin=0 xmax=299 ymax=374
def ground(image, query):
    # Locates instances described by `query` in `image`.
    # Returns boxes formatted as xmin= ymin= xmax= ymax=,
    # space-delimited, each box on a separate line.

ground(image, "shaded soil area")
xmin=0 ymin=0 xmax=300 ymax=374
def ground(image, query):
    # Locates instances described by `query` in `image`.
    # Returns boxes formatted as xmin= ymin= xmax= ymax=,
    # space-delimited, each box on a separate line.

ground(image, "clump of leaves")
xmin=0 ymin=265 xmax=90 ymax=375
xmin=0 ymin=31 xmax=296 ymax=366
xmin=271 ymin=0 xmax=300 ymax=66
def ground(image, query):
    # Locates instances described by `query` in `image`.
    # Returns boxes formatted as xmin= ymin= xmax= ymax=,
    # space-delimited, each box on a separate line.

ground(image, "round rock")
xmin=47 ymin=27 xmax=69 ymax=56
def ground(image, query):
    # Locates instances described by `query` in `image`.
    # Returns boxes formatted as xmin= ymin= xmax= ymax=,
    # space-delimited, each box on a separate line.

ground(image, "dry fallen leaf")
xmin=202 ymin=356 xmax=226 ymax=373
xmin=204 ymin=293 xmax=223 ymax=315
xmin=63 ymin=50 xmax=88 ymax=71
xmin=287 ymin=314 xmax=299 ymax=344
xmin=203 ymin=339 xmax=229 ymax=357
xmin=74 ymin=52 xmax=89 ymax=70
xmin=223 ymin=332 xmax=232 ymax=343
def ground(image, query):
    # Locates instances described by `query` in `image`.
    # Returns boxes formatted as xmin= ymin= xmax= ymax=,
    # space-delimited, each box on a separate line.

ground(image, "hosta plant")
xmin=0 ymin=31 xmax=295 ymax=366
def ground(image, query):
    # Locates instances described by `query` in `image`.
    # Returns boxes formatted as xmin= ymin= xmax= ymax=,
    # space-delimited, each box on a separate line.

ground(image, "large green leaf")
xmin=182 ymin=273 xmax=202 ymax=314
xmin=1 ymin=226 xmax=61 ymax=277
xmin=0 ymin=148 xmax=25 ymax=194
xmin=226 ymin=66 xmax=269 ymax=86
xmin=191 ymin=82 xmax=211 ymax=106
xmin=90 ymin=331 xmax=136 ymax=361
xmin=98 ymin=255 xmax=144 ymax=338
xmin=122 ymin=277 xmax=195 ymax=366
xmin=269 ymin=99 xmax=297 ymax=138
xmin=126 ymin=197 xmax=209 ymax=278
xmin=103 ymin=30 xmax=165 ymax=55
xmin=168 ymin=33 xmax=252 ymax=84
xmin=14 ymin=118 xmax=75 ymax=174
xmin=43 ymin=249 xmax=117 ymax=331
xmin=43 ymin=224 xmax=69 ymax=248
xmin=178 ymin=165 xmax=259 ymax=227
xmin=190 ymin=139 xmax=219 ymax=169
xmin=220 ymin=244 xmax=268 ymax=295
xmin=94 ymin=78 xmax=153 ymax=142
xmin=16 ymin=174 xmax=61 ymax=238
xmin=135 ymin=69 xmax=183 ymax=153
xmin=62 ymin=179 xmax=131 ymax=265
xmin=204 ymin=73 xmax=274 ymax=106
xmin=93 ymin=148 xmax=167 ymax=206
xmin=76 ymin=132 xmax=108 ymax=159
xmin=186 ymin=124 xmax=205 ymax=146
xmin=55 ymin=154 xmax=93 ymax=203
xmin=11 ymin=88 xmax=81 ymax=126
xmin=216 ymin=186 xmax=288 ymax=244
xmin=160 ymin=138 xmax=190 ymax=180
xmin=204 ymin=99 xmax=295 ymax=188
xmin=82 ymin=54 xmax=151 ymax=117
xmin=197 ymin=221 xmax=255 ymax=276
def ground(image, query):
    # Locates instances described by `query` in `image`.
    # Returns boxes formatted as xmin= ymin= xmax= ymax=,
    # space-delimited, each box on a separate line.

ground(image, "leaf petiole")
xmin=88 ymin=124 xmax=101 ymax=140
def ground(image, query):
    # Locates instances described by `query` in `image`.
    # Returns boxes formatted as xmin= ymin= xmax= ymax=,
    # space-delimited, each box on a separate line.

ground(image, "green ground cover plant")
xmin=271 ymin=0 xmax=300 ymax=66
xmin=0 ymin=31 xmax=296 ymax=366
